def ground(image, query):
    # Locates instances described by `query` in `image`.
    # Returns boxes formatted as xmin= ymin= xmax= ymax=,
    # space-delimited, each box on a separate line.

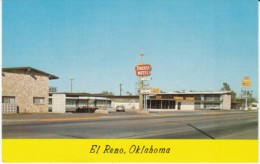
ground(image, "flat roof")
xmin=50 ymin=92 xmax=109 ymax=97
xmin=50 ymin=91 xmax=231 ymax=98
xmin=160 ymin=91 xmax=231 ymax=95
xmin=107 ymin=95 xmax=139 ymax=99
xmin=3 ymin=67 xmax=59 ymax=79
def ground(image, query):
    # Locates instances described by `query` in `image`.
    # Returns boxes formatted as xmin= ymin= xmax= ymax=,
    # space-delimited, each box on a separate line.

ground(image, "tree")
xmin=101 ymin=91 xmax=114 ymax=95
xmin=126 ymin=91 xmax=132 ymax=96
xmin=221 ymin=82 xmax=237 ymax=102
xmin=241 ymin=90 xmax=257 ymax=104
xmin=221 ymin=82 xmax=231 ymax=91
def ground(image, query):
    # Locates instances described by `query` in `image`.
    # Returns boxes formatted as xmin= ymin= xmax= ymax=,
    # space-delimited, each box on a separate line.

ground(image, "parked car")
xmin=116 ymin=105 xmax=125 ymax=112
xmin=249 ymin=103 xmax=258 ymax=110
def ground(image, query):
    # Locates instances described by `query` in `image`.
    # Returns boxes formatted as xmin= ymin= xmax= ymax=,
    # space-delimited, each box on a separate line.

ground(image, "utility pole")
xmin=70 ymin=78 xmax=74 ymax=92
xmin=119 ymin=84 xmax=123 ymax=96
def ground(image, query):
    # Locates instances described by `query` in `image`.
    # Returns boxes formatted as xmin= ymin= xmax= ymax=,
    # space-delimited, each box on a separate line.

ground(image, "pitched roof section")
xmin=2 ymin=67 xmax=59 ymax=79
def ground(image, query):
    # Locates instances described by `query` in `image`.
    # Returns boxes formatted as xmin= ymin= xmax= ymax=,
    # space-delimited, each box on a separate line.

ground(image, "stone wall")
xmin=2 ymin=70 xmax=49 ymax=113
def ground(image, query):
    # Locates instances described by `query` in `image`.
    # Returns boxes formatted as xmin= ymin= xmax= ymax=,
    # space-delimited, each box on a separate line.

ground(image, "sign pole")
xmin=136 ymin=52 xmax=152 ymax=111
xmin=245 ymin=87 xmax=248 ymax=110
xmin=139 ymin=76 xmax=143 ymax=111
xmin=144 ymin=94 xmax=146 ymax=110
xmin=242 ymin=76 xmax=251 ymax=110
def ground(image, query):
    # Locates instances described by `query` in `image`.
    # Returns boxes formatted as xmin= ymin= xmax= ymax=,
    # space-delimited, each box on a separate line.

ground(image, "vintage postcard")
xmin=2 ymin=0 xmax=258 ymax=163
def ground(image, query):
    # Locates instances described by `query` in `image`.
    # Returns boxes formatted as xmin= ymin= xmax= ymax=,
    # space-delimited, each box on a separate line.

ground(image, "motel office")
xmin=2 ymin=67 xmax=231 ymax=113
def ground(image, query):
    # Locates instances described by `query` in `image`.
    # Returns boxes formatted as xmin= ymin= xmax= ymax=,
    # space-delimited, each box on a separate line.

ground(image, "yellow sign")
xmin=174 ymin=96 xmax=183 ymax=100
xmin=186 ymin=97 xmax=195 ymax=101
xmin=151 ymin=88 xmax=160 ymax=94
xmin=242 ymin=76 xmax=251 ymax=87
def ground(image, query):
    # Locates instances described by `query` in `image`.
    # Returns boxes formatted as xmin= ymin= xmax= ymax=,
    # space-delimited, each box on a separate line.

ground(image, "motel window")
xmin=66 ymin=99 xmax=77 ymax=107
xmin=49 ymin=98 xmax=52 ymax=105
xmin=205 ymin=95 xmax=221 ymax=101
xmin=2 ymin=96 xmax=15 ymax=103
xmin=33 ymin=97 xmax=45 ymax=104
xmin=96 ymin=100 xmax=111 ymax=106
xmin=79 ymin=100 xmax=87 ymax=106
xmin=194 ymin=95 xmax=201 ymax=101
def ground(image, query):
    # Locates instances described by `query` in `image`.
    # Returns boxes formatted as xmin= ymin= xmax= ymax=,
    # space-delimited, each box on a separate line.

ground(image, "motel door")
xmin=177 ymin=102 xmax=181 ymax=110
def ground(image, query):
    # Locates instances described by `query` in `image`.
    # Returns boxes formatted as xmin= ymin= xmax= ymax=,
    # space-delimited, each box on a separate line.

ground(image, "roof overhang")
xmin=2 ymin=67 xmax=59 ymax=79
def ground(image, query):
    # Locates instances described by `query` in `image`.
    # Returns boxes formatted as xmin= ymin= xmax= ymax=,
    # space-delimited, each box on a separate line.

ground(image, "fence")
xmin=2 ymin=104 xmax=18 ymax=114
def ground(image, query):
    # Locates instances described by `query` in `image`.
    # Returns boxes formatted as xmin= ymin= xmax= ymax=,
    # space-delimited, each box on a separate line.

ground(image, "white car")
xmin=249 ymin=103 xmax=258 ymax=110
xmin=116 ymin=105 xmax=125 ymax=112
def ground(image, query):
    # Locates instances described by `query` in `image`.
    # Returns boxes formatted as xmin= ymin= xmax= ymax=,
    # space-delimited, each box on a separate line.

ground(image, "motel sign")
xmin=135 ymin=64 xmax=152 ymax=77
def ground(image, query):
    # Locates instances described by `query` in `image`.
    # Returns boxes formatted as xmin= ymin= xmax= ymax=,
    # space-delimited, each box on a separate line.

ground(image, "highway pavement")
xmin=2 ymin=110 xmax=258 ymax=139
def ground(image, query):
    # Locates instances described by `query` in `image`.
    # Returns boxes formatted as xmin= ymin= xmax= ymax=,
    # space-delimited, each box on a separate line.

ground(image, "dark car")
xmin=116 ymin=105 xmax=125 ymax=112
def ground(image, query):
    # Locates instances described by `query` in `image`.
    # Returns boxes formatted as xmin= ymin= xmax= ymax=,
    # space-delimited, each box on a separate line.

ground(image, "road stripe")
xmin=40 ymin=117 xmax=99 ymax=122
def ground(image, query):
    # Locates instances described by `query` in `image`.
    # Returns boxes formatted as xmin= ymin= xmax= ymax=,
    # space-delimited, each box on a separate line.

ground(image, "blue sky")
xmin=3 ymin=0 xmax=258 ymax=98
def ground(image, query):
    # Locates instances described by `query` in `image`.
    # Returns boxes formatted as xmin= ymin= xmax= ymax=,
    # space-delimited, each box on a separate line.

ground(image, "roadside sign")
xmin=135 ymin=64 xmax=152 ymax=71
xmin=242 ymin=76 xmax=251 ymax=87
xmin=151 ymin=88 xmax=160 ymax=94
xmin=136 ymin=70 xmax=151 ymax=76
xmin=135 ymin=64 xmax=152 ymax=77
xmin=141 ymin=88 xmax=160 ymax=94
xmin=140 ymin=88 xmax=151 ymax=94
xmin=141 ymin=77 xmax=152 ymax=81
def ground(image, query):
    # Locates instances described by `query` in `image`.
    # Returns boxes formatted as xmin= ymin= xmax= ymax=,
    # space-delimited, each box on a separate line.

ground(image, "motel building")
xmin=48 ymin=91 xmax=231 ymax=113
xmin=49 ymin=92 xmax=111 ymax=113
xmin=2 ymin=67 xmax=58 ymax=113
xmin=144 ymin=91 xmax=231 ymax=110
xmin=2 ymin=66 xmax=231 ymax=114
xmin=107 ymin=91 xmax=231 ymax=111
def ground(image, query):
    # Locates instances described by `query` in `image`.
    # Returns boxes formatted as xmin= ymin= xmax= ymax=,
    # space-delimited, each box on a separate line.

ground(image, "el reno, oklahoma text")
xmin=90 ymin=145 xmax=171 ymax=154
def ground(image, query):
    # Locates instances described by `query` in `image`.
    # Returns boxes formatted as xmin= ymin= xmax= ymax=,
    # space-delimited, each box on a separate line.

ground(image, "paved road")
xmin=2 ymin=110 xmax=258 ymax=139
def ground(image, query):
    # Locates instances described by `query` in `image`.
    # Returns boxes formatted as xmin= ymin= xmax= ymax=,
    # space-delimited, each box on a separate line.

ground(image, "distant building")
xmin=2 ymin=67 xmax=58 ymax=113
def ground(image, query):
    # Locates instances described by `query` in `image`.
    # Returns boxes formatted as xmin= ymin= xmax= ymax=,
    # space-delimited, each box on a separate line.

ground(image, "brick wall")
xmin=2 ymin=70 xmax=49 ymax=113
